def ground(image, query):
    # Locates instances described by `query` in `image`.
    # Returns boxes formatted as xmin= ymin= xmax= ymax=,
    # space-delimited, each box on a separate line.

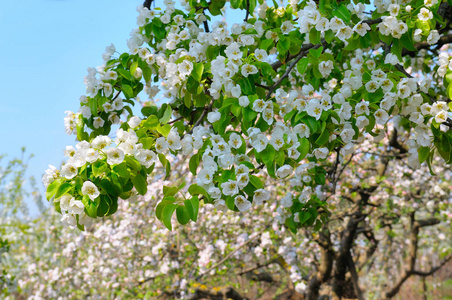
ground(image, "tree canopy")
xmin=36 ymin=0 xmax=452 ymax=298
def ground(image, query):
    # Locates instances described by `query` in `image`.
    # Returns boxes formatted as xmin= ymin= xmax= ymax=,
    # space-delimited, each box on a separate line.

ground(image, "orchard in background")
xmin=39 ymin=0 xmax=452 ymax=298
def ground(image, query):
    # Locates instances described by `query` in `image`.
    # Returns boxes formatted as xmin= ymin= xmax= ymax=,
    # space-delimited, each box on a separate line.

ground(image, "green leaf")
xmin=55 ymin=182 xmax=73 ymax=199
xmin=188 ymin=184 xmax=209 ymax=200
xmin=97 ymin=195 xmax=110 ymax=217
xmin=298 ymin=138 xmax=310 ymax=160
xmin=186 ymin=76 xmax=199 ymax=94
xmin=315 ymin=126 xmax=330 ymax=146
xmin=261 ymin=145 xmax=276 ymax=167
xmin=82 ymin=195 xmax=98 ymax=218
xmin=158 ymin=153 xmax=171 ymax=178
xmin=447 ymin=82 xmax=452 ymax=100
xmin=89 ymin=98 xmax=98 ymax=117
xmin=400 ymin=32 xmax=416 ymax=51
xmin=259 ymin=39 xmax=273 ymax=51
xmin=189 ymin=153 xmax=200 ymax=175
xmin=184 ymin=196 xmax=199 ymax=221
xmin=117 ymin=68 xmax=134 ymax=81
xmin=156 ymin=198 xmax=175 ymax=220
xmin=239 ymin=77 xmax=256 ymax=95
xmin=277 ymin=36 xmax=290 ymax=56
xmin=344 ymin=37 xmax=360 ymax=51
xmin=249 ymin=175 xmax=263 ymax=189
xmin=192 ymin=62 xmax=204 ymax=82
xmin=332 ymin=4 xmax=351 ymax=22
xmin=230 ymin=0 xmax=242 ymax=9
xmin=163 ymin=185 xmax=179 ymax=196
xmin=159 ymin=105 xmax=172 ymax=124
xmin=142 ymin=115 xmax=159 ymax=128
xmin=92 ymin=160 xmax=108 ymax=177
xmin=176 ymin=205 xmax=191 ymax=225
xmin=157 ymin=124 xmax=172 ymax=137
xmin=130 ymin=61 xmax=138 ymax=77
xmin=46 ymin=178 xmax=64 ymax=200
xmin=297 ymin=57 xmax=309 ymax=75
xmin=206 ymin=46 xmax=220 ymax=60
xmin=122 ymin=84 xmax=134 ymax=99
xmin=324 ymin=30 xmax=335 ymax=43
xmin=125 ymin=156 xmax=142 ymax=172
xmin=309 ymin=28 xmax=321 ymax=44
xmin=113 ymin=162 xmax=130 ymax=180
xmin=132 ymin=173 xmax=147 ymax=195
xmin=162 ymin=203 xmax=177 ymax=230
xmin=418 ymin=146 xmax=430 ymax=164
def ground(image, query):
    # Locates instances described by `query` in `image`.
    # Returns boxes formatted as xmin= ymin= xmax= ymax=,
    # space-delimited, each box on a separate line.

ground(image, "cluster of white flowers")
xmin=44 ymin=127 xmax=161 ymax=227
xmin=438 ymin=52 xmax=452 ymax=77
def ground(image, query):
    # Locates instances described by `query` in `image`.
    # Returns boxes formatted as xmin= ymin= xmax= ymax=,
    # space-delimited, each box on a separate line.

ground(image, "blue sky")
xmin=0 ymin=0 xmax=143 ymax=213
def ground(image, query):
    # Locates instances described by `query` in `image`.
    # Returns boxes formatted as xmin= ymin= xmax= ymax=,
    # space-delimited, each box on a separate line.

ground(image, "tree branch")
xmin=385 ymin=216 xmax=440 ymax=298
xmin=306 ymin=230 xmax=334 ymax=300
xmin=143 ymin=0 xmax=153 ymax=9
xmin=244 ymin=0 xmax=250 ymax=21
xmin=347 ymin=251 xmax=364 ymax=300
xmin=412 ymin=255 xmax=452 ymax=276
xmin=195 ymin=227 xmax=267 ymax=281
xmin=267 ymin=42 xmax=325 ymax=100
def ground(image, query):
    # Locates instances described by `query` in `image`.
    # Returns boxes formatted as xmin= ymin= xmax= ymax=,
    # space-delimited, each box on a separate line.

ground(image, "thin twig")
xmin=244 ymin=0 xmax=250 ymax=21
xmin=195 ymin=227 xmax=268 ymax=281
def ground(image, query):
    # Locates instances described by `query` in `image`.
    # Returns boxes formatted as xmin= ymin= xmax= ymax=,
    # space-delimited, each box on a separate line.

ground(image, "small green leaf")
xmin=298 ymin=138 xmax=310 ymax=160
xmin=184 ymin=196 xmax=199 ymax=221
xmin=159 ymin=105 xmax=172 ymax=124
xmin=82 ymin=195 xmax=98 ymax=218
xmin=259 ymin=39 xmax=273 ymax=51
xmin=113 ymin=162 xmax=130 ymax=180
xmin=189 ymin=153 xmax=200 ymax=175
xmin=315 ymin=127 xmax=330 ymax=146
xmin=132 ymin=173 xmax=147 ymax=195
xmin=93 ymin=160 xmax=108 ymax=177
xmin=55 ymin=182 xmax=73 ymax=199
xmin=192 ymin=62 xmax=204 ymax=82
xmin=122 ymin=84 xmax=134 ymax=99
xmin=277 ymin=36 xmax=290 ymax=56
xmin=249 ymin=175 xmax=263 ymax=189
xmin=46 ymin=178 xmax=64 ymax=200
xmin=176 ymin=205 xmax=191 ymax=225
xmin=261 ymin=145 xmax=276 ymax=167
xmin=297 ymin=58 xmax=309 ymax=75
xmin=309 ymin=28 xmax=321 ymax=44
xmin=156 ymin=198 xmax=176 ymax=220
xmin=162 ymin=203 xmax=177 ymax=230
xmin=125 ymin=156 xmax=142 ymax=171
xmin=130 ymin=61 xmax=138 ymax=77
xmin=188 ymin=184 xmax=209 ymax=201
xmin=418 ymin=146 xmax=430 ymax=164
xmin=332 ymin=4 xmax=351 ymax=22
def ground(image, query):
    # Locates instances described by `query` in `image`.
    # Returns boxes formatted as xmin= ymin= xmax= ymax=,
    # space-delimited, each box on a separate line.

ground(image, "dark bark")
xmin=306 ymin=231 xmax=335 ymax=300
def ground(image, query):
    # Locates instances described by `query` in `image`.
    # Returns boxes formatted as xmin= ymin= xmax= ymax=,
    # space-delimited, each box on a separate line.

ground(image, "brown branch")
xmin=244 ymin=0 xmax=250 ymax=21
xmin=270 ymin=42 xmax=319 ymax=71
xmin=412 ymin=255 xmax=452 ymax=276
xmin=402 ymin=33 xmax=452 ymax=56
xmin=187 ymin=98 xmax=214 ymax=135
xmin=143 ymin=0 xmax=153 ymax=9
xmin=195 ymin=227 xmax=268 ymax=281
xmin=306 ymin=230 xmax=335 ymax=300
xmin=267 ymin=42 xmax=324 ymax=100
xmin=362 ymin=17 xmax=382 ymax=25
xmin=236 ymin=258 xmax=277 ymax=275
xmin=385 ymin=216 xmax=440 ymax=298
xmin=347 ymin=251 xmax=364 ymax=300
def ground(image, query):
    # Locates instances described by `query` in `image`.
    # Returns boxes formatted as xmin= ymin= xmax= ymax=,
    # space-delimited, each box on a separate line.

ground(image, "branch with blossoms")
xmin=40 ymin=1 xmax=452 ymax=297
